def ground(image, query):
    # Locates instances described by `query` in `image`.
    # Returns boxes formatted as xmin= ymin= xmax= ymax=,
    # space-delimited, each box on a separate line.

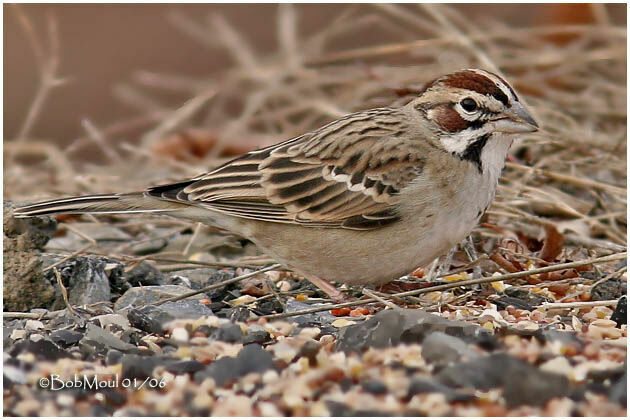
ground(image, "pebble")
xmin=332 ymin=319 xmax=356 ymax=328
xmin=10 ymin=329 xmax=26 ymax=340
xmin=362 ymin=379 xmax=388 ymax=395
xmin=171 ymin=327 xmax=190 ymax=342
xmin=93 ymin=314 xmax=130 ymax=330
xmin=24 ymin=320 xmax=45 ymax=331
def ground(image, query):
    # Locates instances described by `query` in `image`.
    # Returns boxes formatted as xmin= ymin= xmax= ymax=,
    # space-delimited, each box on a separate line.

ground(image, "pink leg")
xmin=292 ymin=269 xmax=347 ymax=302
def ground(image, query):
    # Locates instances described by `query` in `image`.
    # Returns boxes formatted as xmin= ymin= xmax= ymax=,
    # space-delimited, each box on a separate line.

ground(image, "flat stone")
xmin=106 ymin=349 xmax=124 ymax=365
xmin=436 ymin=353 xmax=570 ymax=408
xmin=242 ymin=324 xmax=271 ymax=345
xmin=407 ymin=377 xmax=475 ymax=402
xmin=210 ymin=323 xmax=243 ymax=343
xmin=114 ymin=285 xmax=201 ymax=312
xmin=336 ymin=308 xmax=491 ymax=353
xmin=50 ymin=330 xmax=84 ymax=348
xmin=93 ymin=314 xmax=130 ymax=330
xmin=164 ymin=360 xmax=206 ymax=375
xmin=81 ymin=323 xmax=135 ymax=353
xmin=503 ymin=287 xmax=551 ymax=308
xmin=123 ymin=262 xmax=165 ymax=287
xmin=24 ymin=320 xmax=45 ymax=331
xmin=421 ymin=331 xmax=481 ymax=365
xmin=127 ymin=300 xmax=213 ymax=334
xmin=361 ymin=379 xmax=388 ymax=395
xmin=9 ymin=339 xmax=70 ymax=361
xmin=193 ymin=344 xmax=274 ymax=386
xmin=121 ymin=354 xmax=159 ymax=380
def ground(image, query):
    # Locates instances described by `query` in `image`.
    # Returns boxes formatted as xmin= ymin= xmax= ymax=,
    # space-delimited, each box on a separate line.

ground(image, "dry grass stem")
xmin=540 ymin=300 xmax=619 ymax=310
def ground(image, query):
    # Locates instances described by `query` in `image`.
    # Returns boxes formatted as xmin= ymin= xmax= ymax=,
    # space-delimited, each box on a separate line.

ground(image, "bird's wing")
xmin=148 ymin=108 xmax=427 ymax=230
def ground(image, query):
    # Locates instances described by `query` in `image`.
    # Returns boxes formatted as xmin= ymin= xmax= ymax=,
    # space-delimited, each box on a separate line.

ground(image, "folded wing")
xmin=148 ymin=108 xmax=426 ymax=230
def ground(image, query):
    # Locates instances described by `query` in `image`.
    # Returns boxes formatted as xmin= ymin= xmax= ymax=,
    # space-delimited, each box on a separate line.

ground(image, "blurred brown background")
xmin=4 ymin=3 xmax=626 ymax=147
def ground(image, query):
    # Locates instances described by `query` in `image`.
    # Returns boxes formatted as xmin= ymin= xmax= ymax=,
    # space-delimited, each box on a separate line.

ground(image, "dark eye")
xmin=460 ymin=97 xmax=478 ymax=113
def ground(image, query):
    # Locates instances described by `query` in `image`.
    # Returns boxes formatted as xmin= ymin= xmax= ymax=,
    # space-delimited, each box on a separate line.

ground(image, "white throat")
xmin=480 ymin=133 xmax=513 ymax=180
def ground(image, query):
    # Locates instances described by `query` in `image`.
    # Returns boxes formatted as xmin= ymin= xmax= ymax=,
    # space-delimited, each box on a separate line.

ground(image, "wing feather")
xmin=147 ymin=107 xmax=427 ymax=230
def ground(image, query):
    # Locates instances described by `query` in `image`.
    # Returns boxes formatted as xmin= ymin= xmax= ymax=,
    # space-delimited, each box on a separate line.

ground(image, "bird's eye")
xmin=460 ymin=98 xmax=478 ymax=113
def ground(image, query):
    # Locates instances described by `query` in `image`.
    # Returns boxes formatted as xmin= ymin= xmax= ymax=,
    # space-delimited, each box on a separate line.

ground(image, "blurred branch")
xmin=11 ymin=6 xmax=66 ymax=145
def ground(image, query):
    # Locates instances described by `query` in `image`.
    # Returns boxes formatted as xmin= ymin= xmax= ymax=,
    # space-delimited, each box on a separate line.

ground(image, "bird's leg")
xmin=438 ymin=246 xmax=456 ymax=276
xmin=462 ymin=235 xmax=483 ymax=279
xmin=299 ymin=272 xmax=347 ymax=303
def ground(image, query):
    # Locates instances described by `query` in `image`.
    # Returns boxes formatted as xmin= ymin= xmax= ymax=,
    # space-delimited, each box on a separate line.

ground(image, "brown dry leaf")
xmin=540 ymin=224 xmax=565 ymax=262
xmin=151 ymin=128 xmax=219 ymax=161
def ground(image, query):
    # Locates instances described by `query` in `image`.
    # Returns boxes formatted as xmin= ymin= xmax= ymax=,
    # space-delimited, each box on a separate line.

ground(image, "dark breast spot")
xmin=441 ymin=70 xmax=509 ymax=106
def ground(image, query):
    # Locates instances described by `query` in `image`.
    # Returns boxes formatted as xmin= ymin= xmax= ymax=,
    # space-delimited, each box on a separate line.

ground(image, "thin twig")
xmin=53 ymin=267 xmax=77 ymax=316
xmin=540 ymin=300 xmax=619 ymax=310
xmin=505 ymin=161 xmax=627 ymax=196
xmin=362 ymin=288 xmax=399 ymax=309
xmin=588 ymin=265 xmax=627 ymax=292
xmin=305 ymin=25 xmax=624 ymax=66
xmin=182 ymin=222 xmax=204 ymax=256
xmin=43 ymin=243 xmax=94 ymax=272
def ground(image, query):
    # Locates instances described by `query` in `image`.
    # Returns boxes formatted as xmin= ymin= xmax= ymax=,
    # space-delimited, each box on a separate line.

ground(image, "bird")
xmin=14 ymin=69 xmax=538 ymax=301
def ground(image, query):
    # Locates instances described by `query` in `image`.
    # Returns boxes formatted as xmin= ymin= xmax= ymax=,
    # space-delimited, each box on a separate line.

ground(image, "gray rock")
xmin=114 ymin=285 xmax=200 ymax=312
xmin=536 ymin=329 xmax=583 ymax=349
xmin=81 ymin=323 xmax=135 ymax=352
xmin=591 ymin=278 xmax=626 ymax=301
xmin=50 ymin=330 xmax=84 ymax=348
xmin=243 ymin=324 xmax=271 ymax=345
xmin=609 ymin=371 xmax=627 ymax=407
xmin=9 ymin=339 xmax=70 ymax=361
xmin=210 ymin=322 xmax=243 ymax=343
xmin=130 ymin=238 xmax=168 ymax=256
xmin=436 ymin=353 xmax=570 ymax=408
xmin=48 ymin=257 xmax=122 ymax=307
xmin=106 ymin=349 xmax=124 ymax=365
xmin=193 ymin=344 xmax=274 ymax=386
xmin=611 ymin=296 xmax=626 ymax=327
xmin=127 ymin=300 xmax=213 ymax=334
xmin=361 ymin=379 xmax=388 ymax=395
xmin=283 ymin=299 xmax=338 ymax=335
xmin=164 ymin=360 xmax=205 ymax=375
xmin=407 ymin=377 xmax=475 ymax=402
xmin=335 ymin=308 xmax=490 ymax=353
xmin=93 ymin=313 xmax=131 ymax=330
xmin=123 ymin=262 xmax=165 ymax=287
xmin=121 ymin=354 xmax=160 ymax=380
xmin=421 ymin=332 xmax=481 ymax=365
xmin=503 ymin=287 xmax=551 ymax=308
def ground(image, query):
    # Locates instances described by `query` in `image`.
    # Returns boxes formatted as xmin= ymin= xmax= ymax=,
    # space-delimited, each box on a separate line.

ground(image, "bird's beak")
xmin=492 ymin=102 xmax=539 ymax=134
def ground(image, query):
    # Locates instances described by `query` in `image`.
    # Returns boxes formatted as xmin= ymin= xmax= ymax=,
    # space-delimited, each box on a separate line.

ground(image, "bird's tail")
xmin=13 ymin=193 xmax=178 ymax=218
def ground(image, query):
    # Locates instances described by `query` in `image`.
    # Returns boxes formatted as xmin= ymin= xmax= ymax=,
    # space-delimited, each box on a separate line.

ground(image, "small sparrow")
xmin=15 ymin=69 xmax=538 ymax=301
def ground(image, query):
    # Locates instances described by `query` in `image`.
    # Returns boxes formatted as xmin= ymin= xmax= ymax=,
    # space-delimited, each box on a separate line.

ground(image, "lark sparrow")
xmin=15 ymin=69 xmax=538 ymax=301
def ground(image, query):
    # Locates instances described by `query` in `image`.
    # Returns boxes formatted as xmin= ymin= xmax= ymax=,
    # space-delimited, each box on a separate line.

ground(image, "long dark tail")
xmin=13 ymin=193 xmax=177 ymax=218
